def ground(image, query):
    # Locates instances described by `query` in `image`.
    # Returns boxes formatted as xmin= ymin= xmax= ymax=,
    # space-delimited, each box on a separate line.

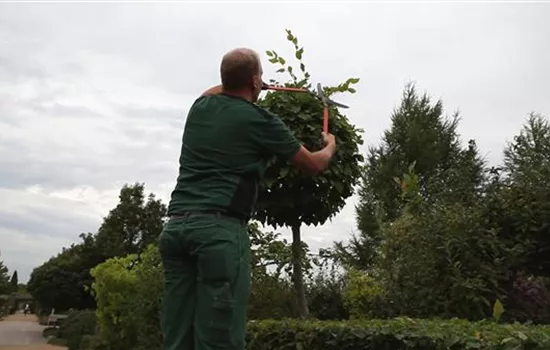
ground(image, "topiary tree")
xmin=254 ymin=29 xmax=364 ymax=317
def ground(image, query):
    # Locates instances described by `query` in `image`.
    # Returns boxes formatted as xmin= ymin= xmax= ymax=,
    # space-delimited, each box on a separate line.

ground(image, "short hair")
xmin=220 ymin=48 xmax=260 ymax=91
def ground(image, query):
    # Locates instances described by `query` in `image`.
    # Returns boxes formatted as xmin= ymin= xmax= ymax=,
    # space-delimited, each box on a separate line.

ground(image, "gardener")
xmin=159 ymin=47 xmax=337 ymax=350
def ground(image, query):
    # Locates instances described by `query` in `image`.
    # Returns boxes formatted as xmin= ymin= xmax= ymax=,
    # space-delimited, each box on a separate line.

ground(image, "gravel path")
xmin=0 ymin=314 xmax=65 ymax=350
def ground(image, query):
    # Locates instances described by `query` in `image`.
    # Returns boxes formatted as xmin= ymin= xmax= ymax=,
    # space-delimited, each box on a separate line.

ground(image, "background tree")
xmin=27 ymin=183 xmax=167 ymax=313
xmin=255 ymin=29 xmax=364 ymax=317
xmin=27 ymin=235 xmax=99 ymax=312
xmin=337 ymin=83 xmax=486 ymax=271
xmin=499 ymin=113 xmax=550 ymax=277
xmin=479 ymin=113 xmax=550 ymax=323
xmin=247 ymin=222 xmax=295 ymax=319
xmin=9 ymin=270 xmax=18 ymax=294
xmin=94 ymin=183 xmax=167 ymax=259
xmin=0 ymin=252 xmax=10 ymax=295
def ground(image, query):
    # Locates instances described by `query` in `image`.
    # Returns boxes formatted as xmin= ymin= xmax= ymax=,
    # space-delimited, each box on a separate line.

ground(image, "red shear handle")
xmin=262 ymin=83 xmax=310 ymax=93
xmin=323 ymin=106 xmax=329 ymax=134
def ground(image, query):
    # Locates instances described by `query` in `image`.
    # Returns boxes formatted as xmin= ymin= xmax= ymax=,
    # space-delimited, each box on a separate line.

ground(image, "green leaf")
xmin=268 ymin=58 xmax=278 ymax=64
xmin=280 ymin=167 xmax=290 ymax=178
xmin=493 ymin=299 xmax=504 ymax=322
xmin=276 ymin=68 xmax=285 ymax=73
xmin=300 ymin=63 xmax=305 ymax=72
xmin=266 ymin=51 xmax=273 ymax=57
xmin=348 ymin=88 xmax=356 ymax=93
xmin=514 ymin=331 xmax=528 ymax=341
xmin=296 ymin=48 xmax=304 ymax=60
xmin=278 ymin=57 xmax=286 ymax=65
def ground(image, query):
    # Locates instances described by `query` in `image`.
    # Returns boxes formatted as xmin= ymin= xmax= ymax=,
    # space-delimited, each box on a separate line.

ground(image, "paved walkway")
xmin=0 ymin=314 xmax=65 ymax=350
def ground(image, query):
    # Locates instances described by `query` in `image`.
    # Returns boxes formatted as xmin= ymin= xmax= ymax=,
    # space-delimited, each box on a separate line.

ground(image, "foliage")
xmin=497 ymin=113 xmax=550 ymax=277
xmin=27 ymin=183 xmax=166 ymax=313
xmin=90 ymin=243 xmax=163 ymax=350
xmin=27 ymin=233 xmax=101 ymax=313
xmin=9 ymin=270 xmax=18 ymax=293
xmin=0 ymin=297 xmax=7 ymax=318
xmin=493 ymin=299 xmax=505 ymax=323
xmin=245 ymin=318 xmax=550 ymax=350
xmin=342 ymin=83 xmax=485 ymax=270
xmin=248 ymin=270 xmax=294 ymax=320
xmin=57 ymin=309 xmax=98 ymax=350
xmin=342 ymin=268 xmax=388 ymax=319
xmin=342 ymin=161 xmax=510 ymax=321
xmin=0 ymin=251 xmax=11 ymax=295
xmin=256 ymin=28 xmax=364 ymax=317
xmin=505 ymin=273 xmax=550 ymax=324
xmin=306 ymin=265 xmax=349 ymax=321
xmin=380 ymin=203 xmax=508 ymax=319
xmin=94 ymin=182 xmax=167 ymax=259
xmin=248 ymin=221 xmax=308 ymax=319
xmin=255 ymin=29 xmax=364 ymax=229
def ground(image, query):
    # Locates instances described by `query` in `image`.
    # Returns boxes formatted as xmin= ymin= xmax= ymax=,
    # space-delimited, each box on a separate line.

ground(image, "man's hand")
xmin=290 ymin=133 xmax=337 ymax=175
xmin=322 ymin=132 xmax=336 ymax=147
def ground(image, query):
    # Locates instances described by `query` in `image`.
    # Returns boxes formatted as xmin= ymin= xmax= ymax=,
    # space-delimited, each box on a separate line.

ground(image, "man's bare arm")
xmin=290 ymin=134 xmax=337 ymax=175
xmin=201 ymin=84 xmax=223 ymax=96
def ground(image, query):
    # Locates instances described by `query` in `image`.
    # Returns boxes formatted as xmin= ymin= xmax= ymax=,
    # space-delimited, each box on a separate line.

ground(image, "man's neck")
xmin=222 ymin=89 xmax=254 ymax=103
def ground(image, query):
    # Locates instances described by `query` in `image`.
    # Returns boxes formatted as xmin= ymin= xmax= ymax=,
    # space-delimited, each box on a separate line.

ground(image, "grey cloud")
xmin=1 ymin=95 xmax=104 ymax=121
xmin=0 ymin=208 xmax=96 ymax=242
xmin=113 ymin=103 xmax=187 ymax=129
xmin=0 ymin=186 xmax=105 ymax=282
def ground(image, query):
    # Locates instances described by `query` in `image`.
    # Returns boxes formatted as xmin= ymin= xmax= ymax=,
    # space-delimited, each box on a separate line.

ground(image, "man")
xmin=159 ymin=47 xmax=337 ymax=350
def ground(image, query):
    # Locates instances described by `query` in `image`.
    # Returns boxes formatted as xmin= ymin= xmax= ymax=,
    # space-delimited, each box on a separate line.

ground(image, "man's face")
xmin=251 ymin=62 xmax=263 ymax=103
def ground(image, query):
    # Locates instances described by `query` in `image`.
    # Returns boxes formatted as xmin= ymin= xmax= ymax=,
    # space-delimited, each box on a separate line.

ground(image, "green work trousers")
xmin=158 ymin=213 xmax=251 ymax=350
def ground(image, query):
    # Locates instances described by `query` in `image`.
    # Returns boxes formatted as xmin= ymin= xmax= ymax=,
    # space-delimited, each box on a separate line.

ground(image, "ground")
xmin=0 ymin=313 xmax=66 ymax=350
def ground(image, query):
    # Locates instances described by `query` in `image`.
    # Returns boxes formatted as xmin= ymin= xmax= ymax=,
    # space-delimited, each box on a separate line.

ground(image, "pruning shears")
xmin=262 ymin=82 xmax=349 ymax=133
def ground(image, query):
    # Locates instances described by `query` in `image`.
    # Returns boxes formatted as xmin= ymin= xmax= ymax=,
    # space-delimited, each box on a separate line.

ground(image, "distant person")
xmin=24 ymin=303 xmax=30 ymax=315
xmin=158 ymin=47 xmax=337 ymax=350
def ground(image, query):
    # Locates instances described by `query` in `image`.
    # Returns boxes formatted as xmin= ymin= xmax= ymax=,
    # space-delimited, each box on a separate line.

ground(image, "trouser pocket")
xmin=210 ymin=297 xmax=235 ymax=337
xmin=199 ymin=283 xmax=236 ymax=348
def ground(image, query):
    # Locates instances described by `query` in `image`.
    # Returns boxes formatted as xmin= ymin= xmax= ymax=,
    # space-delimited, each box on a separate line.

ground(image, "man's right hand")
xmin=289 ymin=132 xmax=337 ymax=175
xmin=322 ymin=132 xmax=336 ymax=147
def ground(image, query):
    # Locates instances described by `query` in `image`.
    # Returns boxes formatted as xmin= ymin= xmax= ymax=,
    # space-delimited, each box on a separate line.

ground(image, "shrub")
xmin=90 ymin=244 xmax=163 ymax=350
xmin=307 ymin=270 xmax=349 ymax=321
xmin=342 ymin=268 xmax=389 ymax=319
xmin=372 ymin=201 xmax=509 ymax=320
xmin=246 ymin=318 xmax=550 ymax=350
xmin=58 ymin=309 xmax=98 ymax=350
xmin=248 ymin=272 xmax=294 ymax=320
xmin=506 ymin=273 xmax=550 ymax=324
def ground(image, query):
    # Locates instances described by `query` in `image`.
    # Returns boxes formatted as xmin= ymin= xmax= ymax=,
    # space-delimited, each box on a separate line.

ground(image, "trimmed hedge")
xmin=245 ymin=318 xmax=550 ymax=350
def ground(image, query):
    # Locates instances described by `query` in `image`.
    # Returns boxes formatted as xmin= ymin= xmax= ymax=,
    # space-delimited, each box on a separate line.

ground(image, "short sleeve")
xmin=249 ymin=109 xmax=302 ymax=160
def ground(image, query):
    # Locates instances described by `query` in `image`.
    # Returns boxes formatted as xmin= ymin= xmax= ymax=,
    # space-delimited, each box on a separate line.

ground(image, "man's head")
xmin=220 ymin=48 xmax=263 ymax=102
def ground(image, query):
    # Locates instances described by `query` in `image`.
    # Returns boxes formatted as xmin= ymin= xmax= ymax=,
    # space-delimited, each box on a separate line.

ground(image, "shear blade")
xmin=328 ymin=100 xmax=349 ymax=109
xmin=316 ymin=83 xmax=325 ymax=101
xmin=316 ymin=82 xmax=349 ymax=108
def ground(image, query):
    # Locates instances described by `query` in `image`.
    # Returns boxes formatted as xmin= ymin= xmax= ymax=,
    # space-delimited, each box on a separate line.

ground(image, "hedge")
xmin=245 ymin=318 xmax=550 ymax=350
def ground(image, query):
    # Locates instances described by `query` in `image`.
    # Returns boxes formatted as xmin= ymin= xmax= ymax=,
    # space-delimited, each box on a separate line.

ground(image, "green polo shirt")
xmin=167 ymin=93 xmax=302 ymax=219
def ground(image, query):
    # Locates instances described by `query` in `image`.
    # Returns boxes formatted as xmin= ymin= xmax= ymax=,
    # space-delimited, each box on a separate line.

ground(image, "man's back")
xmin=168 ymin=93 xmax=300 ymax=219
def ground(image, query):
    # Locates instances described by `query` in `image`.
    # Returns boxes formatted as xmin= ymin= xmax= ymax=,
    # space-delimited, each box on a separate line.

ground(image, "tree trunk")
xmin=291 ymin=223 xmax=309 ymax=318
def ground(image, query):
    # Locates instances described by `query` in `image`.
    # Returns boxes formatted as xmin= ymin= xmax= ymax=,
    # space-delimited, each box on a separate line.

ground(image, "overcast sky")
xmin=0 ymin=2 xmax=548 ymax=283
